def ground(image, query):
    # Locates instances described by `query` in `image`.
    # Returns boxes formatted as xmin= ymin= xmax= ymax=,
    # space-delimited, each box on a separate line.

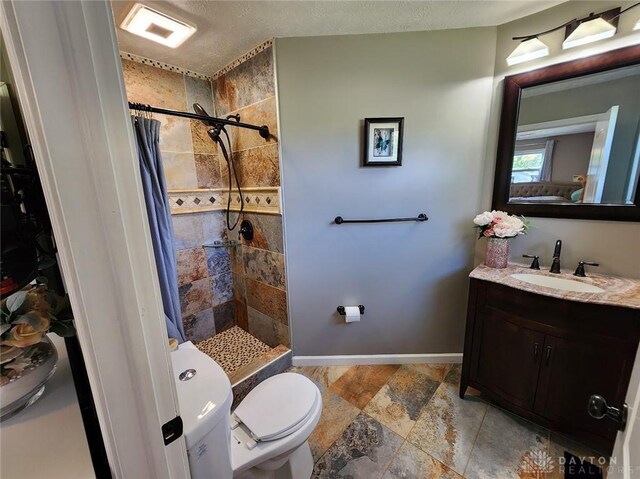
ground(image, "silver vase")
xmin=0 ymin=337 xmax=58 ymax=420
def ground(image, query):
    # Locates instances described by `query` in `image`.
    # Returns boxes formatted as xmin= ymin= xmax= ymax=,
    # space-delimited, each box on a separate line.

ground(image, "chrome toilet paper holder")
xmin=337 ymin=305 xmax=365 ymax=315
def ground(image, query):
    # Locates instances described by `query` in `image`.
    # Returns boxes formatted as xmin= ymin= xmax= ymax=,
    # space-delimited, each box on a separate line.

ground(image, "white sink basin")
xmin=511 ymin=273 xmax=605 ymax=293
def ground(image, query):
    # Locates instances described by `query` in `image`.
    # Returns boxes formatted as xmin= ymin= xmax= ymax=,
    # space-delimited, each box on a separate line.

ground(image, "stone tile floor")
xmin=289 ymin=363 xmax=608 ymax=479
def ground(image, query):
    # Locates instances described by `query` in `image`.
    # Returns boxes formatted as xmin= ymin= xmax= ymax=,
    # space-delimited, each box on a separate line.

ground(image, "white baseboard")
xmin=292 ymin=353 xmax=463 ymax=367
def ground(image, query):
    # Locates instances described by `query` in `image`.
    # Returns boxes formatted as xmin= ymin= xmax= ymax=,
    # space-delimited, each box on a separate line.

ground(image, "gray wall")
xmin=276 ymin=29 xmax=497 ymax=356
xmin=550 ymin=133 xmax=594 ymax=183
xmin=477 ymin=0 xmax=640 ymax=278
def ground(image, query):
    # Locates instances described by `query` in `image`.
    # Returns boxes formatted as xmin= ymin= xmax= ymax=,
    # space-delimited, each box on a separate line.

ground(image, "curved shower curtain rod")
xmin=128 ymin=102 xmax=271 ymax=140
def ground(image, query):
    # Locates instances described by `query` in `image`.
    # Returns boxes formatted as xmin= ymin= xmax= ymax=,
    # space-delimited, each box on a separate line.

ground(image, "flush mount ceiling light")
xmin=634 ymin=18 xmax=640 ymax=30
xmin=120 ymin=3 xmax=196 ymax=48
xmin=506 ymin=38 xmax=550 ymax=66
xmin=562 ymin=16 xmax=617 ymax=49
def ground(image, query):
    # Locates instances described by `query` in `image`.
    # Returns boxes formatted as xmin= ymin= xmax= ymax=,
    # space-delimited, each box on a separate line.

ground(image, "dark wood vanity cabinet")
xmin=461 ymin=279 xmax=640 ymax=453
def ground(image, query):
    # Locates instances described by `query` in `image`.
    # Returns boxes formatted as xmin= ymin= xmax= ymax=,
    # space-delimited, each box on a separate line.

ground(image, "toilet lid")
xmin=233 ymin=373 xmax=319 ymax=442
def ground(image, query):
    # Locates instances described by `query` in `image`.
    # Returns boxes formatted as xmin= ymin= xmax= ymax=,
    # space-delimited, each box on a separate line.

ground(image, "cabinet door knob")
xmin=588 ymin=394 xmax=628 ymax=432
xmin=533 ymin=343 xmax=540 ymax=362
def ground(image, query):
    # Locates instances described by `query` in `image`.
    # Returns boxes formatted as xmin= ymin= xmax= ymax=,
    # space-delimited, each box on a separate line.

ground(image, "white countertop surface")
xmin=1 ymin=334 xmax=95 ymax=479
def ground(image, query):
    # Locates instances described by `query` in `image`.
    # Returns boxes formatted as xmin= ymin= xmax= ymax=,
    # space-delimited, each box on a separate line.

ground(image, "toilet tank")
xmin=171 ymin=342 xmax=233 ymax=479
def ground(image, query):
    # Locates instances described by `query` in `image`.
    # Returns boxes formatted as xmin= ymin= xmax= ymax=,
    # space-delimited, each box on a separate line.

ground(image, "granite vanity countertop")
xmin=470 ymin=263 xmax=640 ymax=310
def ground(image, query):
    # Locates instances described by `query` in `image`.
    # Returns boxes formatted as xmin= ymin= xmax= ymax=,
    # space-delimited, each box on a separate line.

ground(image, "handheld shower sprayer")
xmin=193 ymin=103 xmax=225 ymax=143
xmin=192 ymin=103 xmax=244 ymax=231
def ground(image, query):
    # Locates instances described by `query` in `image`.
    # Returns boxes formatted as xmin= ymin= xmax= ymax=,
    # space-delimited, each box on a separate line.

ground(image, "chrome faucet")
xmin=549 ymin=240 xmax=562 ymax=273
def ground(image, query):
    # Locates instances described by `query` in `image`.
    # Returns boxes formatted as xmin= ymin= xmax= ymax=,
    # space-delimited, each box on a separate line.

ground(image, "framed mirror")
xmin=492 ymin=45 xmax=640 ymax=221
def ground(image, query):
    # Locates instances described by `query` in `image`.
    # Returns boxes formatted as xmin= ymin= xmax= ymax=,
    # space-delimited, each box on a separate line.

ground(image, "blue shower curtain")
xmin=131 ymin=116 xmax=186 ymax=342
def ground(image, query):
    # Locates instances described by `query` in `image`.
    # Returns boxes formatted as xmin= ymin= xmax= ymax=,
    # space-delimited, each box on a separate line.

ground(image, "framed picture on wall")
xmin=363 ymin=117 xmax=404 ymax=166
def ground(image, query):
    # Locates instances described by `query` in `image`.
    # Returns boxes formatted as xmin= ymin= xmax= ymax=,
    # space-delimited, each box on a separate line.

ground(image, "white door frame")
xmin=609 ymin=343 xmax=640 ymax=479
xmin=0 ymin=1 xmax=189 ymax=477
xmin=583 ymin=106 xmax=619 ymax=203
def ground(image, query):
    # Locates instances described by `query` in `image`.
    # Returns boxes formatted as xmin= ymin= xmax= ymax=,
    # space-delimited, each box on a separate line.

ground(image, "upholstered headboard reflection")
xmin=509 ymin=182 xmax=580 ymax=200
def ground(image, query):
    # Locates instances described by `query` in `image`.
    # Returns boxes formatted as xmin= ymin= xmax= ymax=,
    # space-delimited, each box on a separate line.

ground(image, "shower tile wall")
xmin=213 ymin=46 xmax=290 ymax=348
xmin=121 ymin=59 xmax=235 ymax=342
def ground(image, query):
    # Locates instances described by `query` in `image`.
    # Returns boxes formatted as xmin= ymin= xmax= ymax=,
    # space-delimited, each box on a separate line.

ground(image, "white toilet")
xmin=171 ymin=342 xmax=322 ymax=479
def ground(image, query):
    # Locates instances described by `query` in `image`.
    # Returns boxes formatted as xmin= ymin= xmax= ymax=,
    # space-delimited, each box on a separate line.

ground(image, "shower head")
xmin=193 ymin=103 xmax=215 ymax=126
xmin=193 ymin=102 xmax=225 ymax=143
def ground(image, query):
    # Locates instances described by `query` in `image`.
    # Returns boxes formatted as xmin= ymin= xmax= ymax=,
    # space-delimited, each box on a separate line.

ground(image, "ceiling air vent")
xmin=120 ymin=3 xmax=196 ymax=48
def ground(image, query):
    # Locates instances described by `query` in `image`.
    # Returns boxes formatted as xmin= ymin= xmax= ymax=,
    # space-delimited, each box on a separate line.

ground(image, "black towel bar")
xmin=334 ymin=214 xmax=428 ymax=224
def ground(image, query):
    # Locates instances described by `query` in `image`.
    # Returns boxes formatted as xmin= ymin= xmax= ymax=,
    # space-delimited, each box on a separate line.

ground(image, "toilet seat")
xmin=232 ymin=373 xmax=319 ymax=443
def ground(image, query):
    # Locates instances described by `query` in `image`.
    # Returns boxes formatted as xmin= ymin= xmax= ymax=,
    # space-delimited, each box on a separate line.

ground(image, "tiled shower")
xmin=121 ymin=43 xmax=291 ymax=387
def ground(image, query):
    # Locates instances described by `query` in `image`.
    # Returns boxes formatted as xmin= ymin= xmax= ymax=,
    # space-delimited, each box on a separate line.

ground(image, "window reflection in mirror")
xmin=509 ymin=64 xmax=640 ymax=206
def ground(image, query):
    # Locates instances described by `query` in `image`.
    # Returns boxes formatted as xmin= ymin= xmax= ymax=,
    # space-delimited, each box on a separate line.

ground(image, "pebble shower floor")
xmin=196 ymin=326 xmax=271 ymax=376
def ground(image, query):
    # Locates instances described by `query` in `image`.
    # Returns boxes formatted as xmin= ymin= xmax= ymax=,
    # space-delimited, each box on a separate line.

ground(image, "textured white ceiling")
xmin=111 ymin=0 xmax=565 ymax=76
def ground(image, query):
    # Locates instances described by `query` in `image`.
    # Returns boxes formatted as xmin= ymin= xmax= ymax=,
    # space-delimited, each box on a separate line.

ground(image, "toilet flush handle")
xmin=179 ymin=369 xmax=197 ymax=381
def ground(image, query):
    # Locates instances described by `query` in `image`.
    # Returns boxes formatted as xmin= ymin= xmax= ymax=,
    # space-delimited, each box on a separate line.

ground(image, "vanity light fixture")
xmin=506 ymin=4 xmax=640 ymax=66
xmin=507 ymin=37 xmax=550 ymax=66
xmin=562 ymin=15 xmax=617 ymax=50
xmin=120 ymin=3 xmax=196 ymax=48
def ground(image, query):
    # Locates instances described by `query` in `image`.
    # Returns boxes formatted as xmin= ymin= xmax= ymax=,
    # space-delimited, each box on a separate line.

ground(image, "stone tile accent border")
xmin=120 ymin=51 xmax=211 ymax=80
xmin=211 ymin=39 xmax=274 ymax=80
xmin=168 ymin=186 xmax=281 ymax=215
xmin=120 ymin=38 xmax=274 ymax=82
